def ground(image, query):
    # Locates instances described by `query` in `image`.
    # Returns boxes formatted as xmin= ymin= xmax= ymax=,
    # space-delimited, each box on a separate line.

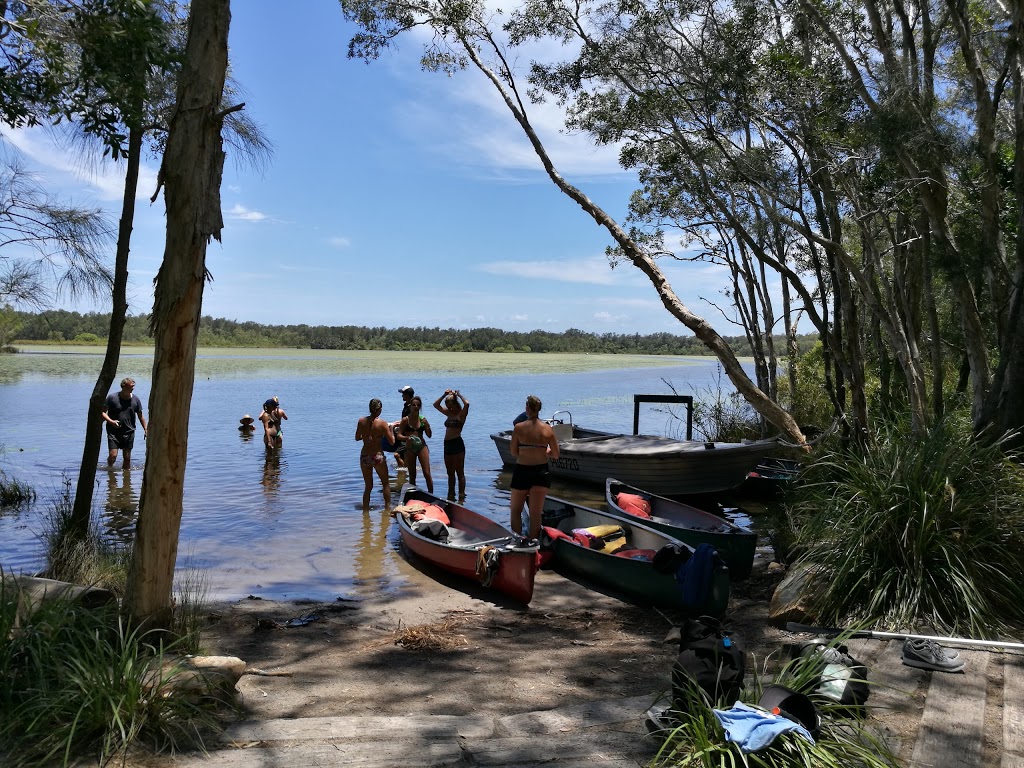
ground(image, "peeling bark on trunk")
xmin=124 ymin=0 xmax=230 ymax=630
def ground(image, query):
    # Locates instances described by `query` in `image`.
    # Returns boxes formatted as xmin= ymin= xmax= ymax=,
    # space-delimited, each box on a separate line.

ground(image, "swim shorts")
xmin=107 ymin=430 xmax=135 ymax=451
xmin=443 ymin=436 xmax=466 ymax=456
xmin=510 ymin=462 xmax=551 ymax=490
xmin=361 ymin=451 xmax=385 ymax=467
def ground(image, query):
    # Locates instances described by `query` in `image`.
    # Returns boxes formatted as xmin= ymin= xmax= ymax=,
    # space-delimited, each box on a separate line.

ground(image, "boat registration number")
xmin=549 ymin=457 xmax=580 ymax=471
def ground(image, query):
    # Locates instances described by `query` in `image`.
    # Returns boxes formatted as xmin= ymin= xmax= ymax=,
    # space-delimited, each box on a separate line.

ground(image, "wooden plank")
xmin=911 ymin=649 xmax=988 ymax=767
xmin=226 ymin=713 xmax=495 ymax=743
xmin=1003 ymin=655 xmax=1024 ymax=767
xmin=498 ymin=693 xmax=657 ymax=735
xmin=153 ymin=740 xmax=464 ymax=767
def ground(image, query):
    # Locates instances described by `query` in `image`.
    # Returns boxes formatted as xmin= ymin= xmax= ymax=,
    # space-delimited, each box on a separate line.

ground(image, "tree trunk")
xmin=69 ymin=122 xmax=143 ymax=542
xmin=124 ymin=0 xmax=230 ymax=630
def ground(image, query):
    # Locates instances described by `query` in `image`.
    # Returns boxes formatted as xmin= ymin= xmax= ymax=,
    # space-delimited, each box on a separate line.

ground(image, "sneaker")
xmin=902 ymin=638 xmax=965 ymax=672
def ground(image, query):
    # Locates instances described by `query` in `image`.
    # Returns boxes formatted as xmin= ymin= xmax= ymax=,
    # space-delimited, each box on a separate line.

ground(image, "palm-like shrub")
xmin=788 ymin=418 xmax=1024 ymax=636
xmin=0 ymin=584 xmax=218 ymax=767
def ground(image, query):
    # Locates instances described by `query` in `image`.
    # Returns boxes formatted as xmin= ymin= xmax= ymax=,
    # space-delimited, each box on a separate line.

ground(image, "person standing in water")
xmin=433 ymin=389 xmax=469 ymax=499
xmin=356 ymin=398 xmax=394 ymax=508
xmin=509 ymin=394 xmax=559 ymax=539
xmin=399 ymin=395 xmax=433 ymax=493
xmin=259 ymin=397 xmax=288 ymax=449
xmin=102 ymin=377 xmax=148 ymax=469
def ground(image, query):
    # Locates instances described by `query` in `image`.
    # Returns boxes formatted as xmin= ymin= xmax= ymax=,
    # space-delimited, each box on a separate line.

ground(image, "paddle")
xmin=785 ymin=622 xmax=1024 ymax=651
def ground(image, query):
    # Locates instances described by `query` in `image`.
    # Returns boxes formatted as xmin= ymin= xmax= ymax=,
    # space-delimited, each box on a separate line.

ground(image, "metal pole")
xmin=786 ymin=622 xmax=1024 ymax=651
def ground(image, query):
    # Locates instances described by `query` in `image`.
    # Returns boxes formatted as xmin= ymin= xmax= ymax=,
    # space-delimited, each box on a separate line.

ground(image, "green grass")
xmin=0 ymin=583 xmax=220 ymax=767
xmin=787 ymin=417 xmax=1024 ymax=636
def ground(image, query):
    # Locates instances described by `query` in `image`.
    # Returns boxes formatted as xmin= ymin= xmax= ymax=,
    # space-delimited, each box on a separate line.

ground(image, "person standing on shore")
xmin=434 ymin=389 xmax=469 ymax=499
xmin=260 ymin=397 xmax=288 ymax=449
xmin=102 ymin=377 xmax=148 ymax=469
xmin=356 ymin=398 xmax=395 ymax=508
xmin=509 ymin=394 xmax=559 ymax=539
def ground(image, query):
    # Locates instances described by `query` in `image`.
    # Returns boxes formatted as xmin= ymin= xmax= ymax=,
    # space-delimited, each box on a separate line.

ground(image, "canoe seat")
xmin=542 ymin=504 xmax=574 ymax=527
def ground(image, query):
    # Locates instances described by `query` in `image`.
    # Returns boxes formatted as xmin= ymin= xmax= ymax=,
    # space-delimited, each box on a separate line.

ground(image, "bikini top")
xmin=444 ymin=416 xmax=463 ymax=430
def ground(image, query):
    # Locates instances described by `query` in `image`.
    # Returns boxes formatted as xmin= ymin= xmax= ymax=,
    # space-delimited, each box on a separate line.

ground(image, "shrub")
xmin=788 ymin=417 xmax=1024 ymax=636
xmin=0 ymin=584 xmax=219 ymax=767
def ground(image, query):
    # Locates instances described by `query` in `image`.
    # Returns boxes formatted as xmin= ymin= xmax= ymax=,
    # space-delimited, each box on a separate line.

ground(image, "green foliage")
xmin=41 ymin=477 xmax=130 ymax=592
xmin=789 ymin=417 xmax=1024 ymax=636
xmin=652 ymin=636 xmax=899 ymax=767
xmin=0 ymin=587 xmax=218 ymax=767
xmin=10 ymin=308 xmax=821 ymax=356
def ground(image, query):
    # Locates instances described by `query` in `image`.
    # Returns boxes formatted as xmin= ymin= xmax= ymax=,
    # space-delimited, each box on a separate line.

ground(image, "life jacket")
xmin=615 ymin=492 xmax=652 ymax=519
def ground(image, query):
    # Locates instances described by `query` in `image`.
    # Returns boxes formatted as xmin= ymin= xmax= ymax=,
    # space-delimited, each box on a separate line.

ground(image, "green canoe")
xmin=541 ymin=495 xmax=730 ymax=616
xmin=605 ymin=478 xmax=757 ymax=579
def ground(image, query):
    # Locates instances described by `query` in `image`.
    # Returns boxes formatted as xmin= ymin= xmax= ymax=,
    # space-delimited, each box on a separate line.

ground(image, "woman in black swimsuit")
xmin=399 ymin=396 xmax=434 ymax=493
xmin=433 ymin=389 xmax=470 ymax=499
xmin=509 ymin=394 xmax=560 ymax=539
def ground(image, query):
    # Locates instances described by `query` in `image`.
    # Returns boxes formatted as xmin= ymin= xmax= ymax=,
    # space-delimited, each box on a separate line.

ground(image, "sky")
xmin=1 ymin=0 xmax=743 ymax=336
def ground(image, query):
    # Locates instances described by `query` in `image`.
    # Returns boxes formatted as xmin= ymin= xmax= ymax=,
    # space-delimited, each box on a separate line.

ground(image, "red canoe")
xmin=394 ymin=484 xmax=539 ymax=604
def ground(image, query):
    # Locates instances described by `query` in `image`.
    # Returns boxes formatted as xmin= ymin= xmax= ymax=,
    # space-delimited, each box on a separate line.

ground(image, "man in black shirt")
xmin=102 ymin=377 xmax=148 ymax=468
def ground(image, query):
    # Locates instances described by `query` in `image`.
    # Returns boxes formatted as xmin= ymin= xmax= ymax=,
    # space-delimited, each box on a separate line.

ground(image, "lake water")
xmin=0 ymin=347 xmax=747 ymax=602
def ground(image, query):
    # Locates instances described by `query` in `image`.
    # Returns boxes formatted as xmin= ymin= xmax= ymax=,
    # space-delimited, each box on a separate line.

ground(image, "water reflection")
xmin=260 ymin=451 xmax=284 ymax=496
xmin=103 ymin=468 xmax=138 ymax=543
xmin=353 ymin=509 xmax=392 ymax=587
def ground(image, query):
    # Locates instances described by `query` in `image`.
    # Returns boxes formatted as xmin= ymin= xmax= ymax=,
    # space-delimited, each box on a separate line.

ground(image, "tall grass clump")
xmin=651 ymin=637 xmax=899 ymax=767
xmin=789 ymin=417 xmax=1024 ymax=636
xmin=0 ymin=582 xmax=219 ymax=767
xmin=40 ymin=477 xmax=130 ymax=593
xmin=0 ymin=461 xmax=35 ymax=507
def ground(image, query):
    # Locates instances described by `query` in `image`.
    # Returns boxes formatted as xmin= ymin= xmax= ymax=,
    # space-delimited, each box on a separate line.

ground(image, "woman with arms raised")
xmin=434 ymin=389 xmax=469 ymax=499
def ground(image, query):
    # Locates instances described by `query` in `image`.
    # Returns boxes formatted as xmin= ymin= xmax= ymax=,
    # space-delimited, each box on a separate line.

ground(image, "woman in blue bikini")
xmin=509 ymin=394 xmax=559 ymax=539
xmin=399 ymin=396 xmax=434 ymax=493
xmin=433 ymin=389 xmax=470 ymax=499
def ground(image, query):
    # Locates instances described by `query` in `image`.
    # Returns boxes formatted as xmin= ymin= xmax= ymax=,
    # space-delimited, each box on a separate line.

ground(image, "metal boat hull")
xmin=492 ymin=426 xmax=776 ymax=495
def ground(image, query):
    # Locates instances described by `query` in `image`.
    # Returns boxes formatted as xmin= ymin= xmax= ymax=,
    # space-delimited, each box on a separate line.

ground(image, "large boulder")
xmin=767 ymin=563 xmax=828 ymax=628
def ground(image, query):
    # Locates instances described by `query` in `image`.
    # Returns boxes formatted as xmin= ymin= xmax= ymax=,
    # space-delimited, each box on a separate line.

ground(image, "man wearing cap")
xmin=102 ymin=377 xmax=147 ymax=468
xmin=389 ymin=386 xmax=415 ymax=467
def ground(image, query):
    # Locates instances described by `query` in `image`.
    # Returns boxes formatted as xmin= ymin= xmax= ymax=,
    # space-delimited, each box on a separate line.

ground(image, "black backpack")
xmin=671 ymin=616 xmax=745 ymax=711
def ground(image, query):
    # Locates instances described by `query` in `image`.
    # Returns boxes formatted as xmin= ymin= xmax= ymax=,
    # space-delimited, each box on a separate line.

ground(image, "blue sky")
xmin=2 ymin=0 xmax=741 ymax=336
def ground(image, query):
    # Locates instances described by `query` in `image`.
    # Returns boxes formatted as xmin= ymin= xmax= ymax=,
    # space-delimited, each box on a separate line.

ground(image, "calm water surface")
xmin=0 ymin=347 xmax=743 ymax=602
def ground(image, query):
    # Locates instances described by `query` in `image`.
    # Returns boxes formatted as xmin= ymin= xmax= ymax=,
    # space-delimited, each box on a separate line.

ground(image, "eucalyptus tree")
xmin=340 ymin=0 xmax=810 ymax=445
xmin=341 ymin=0 xmax=1024 ymax=445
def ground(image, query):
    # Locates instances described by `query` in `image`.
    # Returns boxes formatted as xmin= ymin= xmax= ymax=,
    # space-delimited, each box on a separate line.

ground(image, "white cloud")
xmin=328 ymin=236 xmax=351 ymax=248
xmin=227 ymin=204 xmax=267 ymax=222
xmin=593 ymin=311 xmax=628 ymax=323
xmin=512 ymin=314 xmax=528 ymax=321
xmin=3 ymin=126 xmax=159 ymax=201
xmin=479 ymin=256 xmax=620 ymax=285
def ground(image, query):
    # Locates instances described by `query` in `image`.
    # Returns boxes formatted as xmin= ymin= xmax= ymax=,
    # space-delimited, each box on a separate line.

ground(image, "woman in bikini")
xmin=433 ymin=389 xmax=470 ymax=499
xmin=509 ymin=394 xmax=560 ymax=539
xmin=259 ymin=397 xmax=288 ymax=449
xmin=356 ymin=398 xmax=394 ymax=508
xmin=399 ymin=396 xmax=434 ymax=493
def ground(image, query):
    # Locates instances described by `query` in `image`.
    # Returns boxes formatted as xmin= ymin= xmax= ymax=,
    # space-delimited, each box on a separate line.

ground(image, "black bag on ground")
xmin=796 ymin=641 xmax=869 ymax=713
xmin=671 ymin=616 xmax=745 ymax=710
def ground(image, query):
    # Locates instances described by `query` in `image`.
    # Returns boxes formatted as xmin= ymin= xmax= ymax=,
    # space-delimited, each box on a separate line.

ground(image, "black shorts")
xmin=510 ymin=462 xmax=551 ymax=490
xmin=443 ymin=436 xmax=466 ymax=456
xmin=107 ymin=430 xmax=135 ymax=452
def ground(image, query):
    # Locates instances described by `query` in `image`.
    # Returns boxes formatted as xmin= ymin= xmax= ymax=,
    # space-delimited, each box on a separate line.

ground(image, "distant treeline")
xmin=7 ymin=309 xmax=817 ymax=356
